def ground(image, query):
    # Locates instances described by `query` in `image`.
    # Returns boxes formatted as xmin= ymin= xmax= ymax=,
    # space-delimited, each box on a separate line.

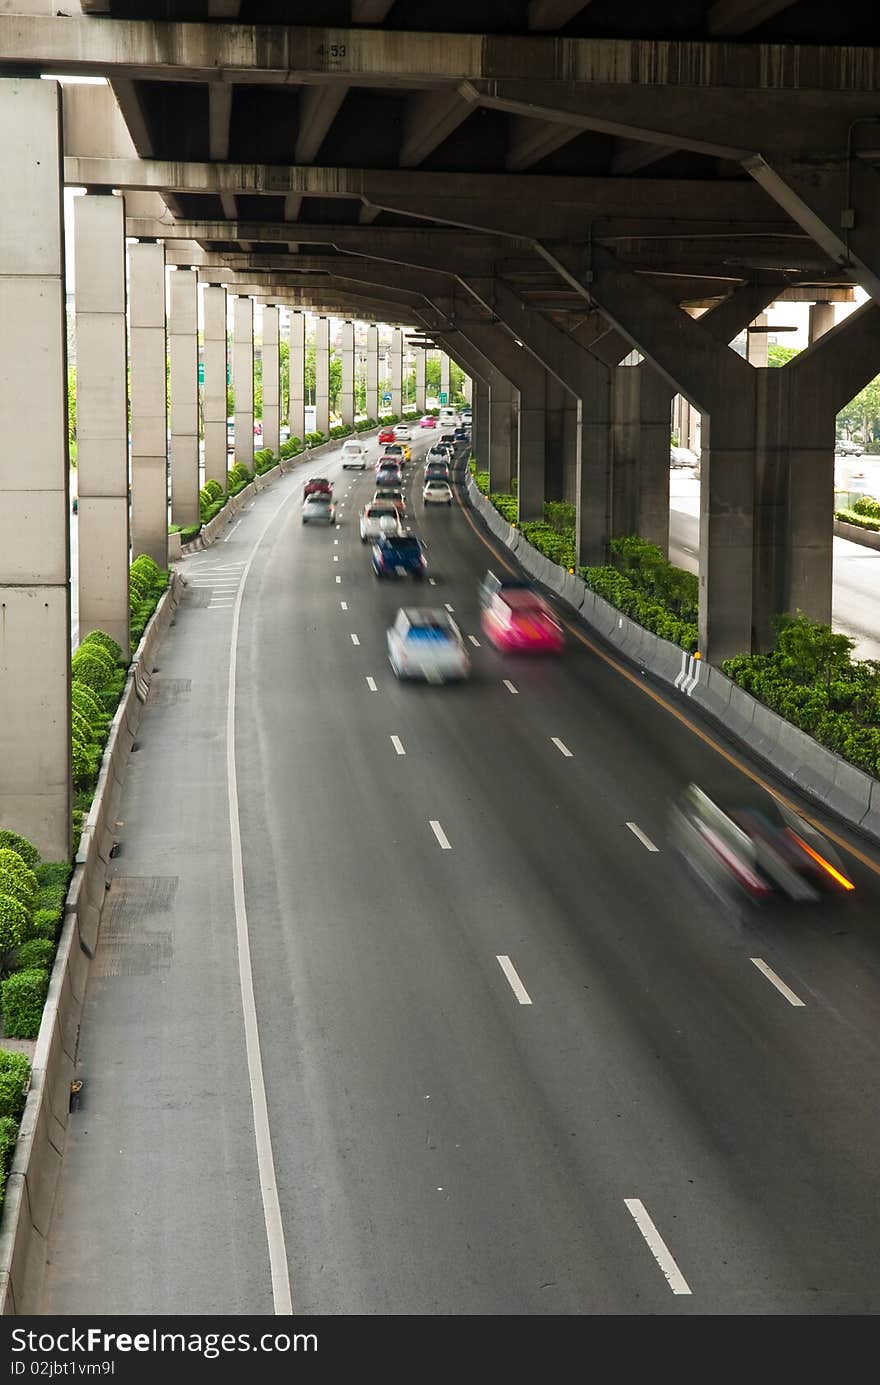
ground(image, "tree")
xmin=768 ymin=345 xmax=799 ymax=367
xmin=837 ymin=373 xmax=880 ymax=446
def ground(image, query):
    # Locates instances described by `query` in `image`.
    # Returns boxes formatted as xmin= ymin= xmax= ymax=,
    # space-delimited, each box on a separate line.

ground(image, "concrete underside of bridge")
xmin=2 ymin=2 xmax=880 ymax=849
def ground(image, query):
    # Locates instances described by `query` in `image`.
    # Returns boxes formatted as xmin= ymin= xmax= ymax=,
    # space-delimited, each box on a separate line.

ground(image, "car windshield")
xmin=406 ymin=625 xmax=453 ymax=642
xmin=367 ymin=505 xmax=395 ymax=516
xmin=383 ymin=537 xmax=420 ymax=552
xmin=426 ymin=481 xmax=448 ymax=489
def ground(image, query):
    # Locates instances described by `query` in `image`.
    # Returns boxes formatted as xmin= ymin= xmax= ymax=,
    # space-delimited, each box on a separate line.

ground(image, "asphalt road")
xmin=42 ymin=432 xmax=880 ymax=1314
xmin=669 ymin=474 xmax=880 ymax=661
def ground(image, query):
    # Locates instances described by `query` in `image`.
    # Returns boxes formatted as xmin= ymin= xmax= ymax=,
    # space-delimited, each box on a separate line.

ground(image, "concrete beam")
xmin=707 ymin=0 xmax=799 ymax=37
xmin=400 ymin=84 xmax=480 ymax=167
xmin=296 ymin=83 xmax=349 ymax=164
xmin=351 ymin=0 xmax=394 ymax=20
xmin=506 ymin=116 xmax=581 ymax=172
xmin=528 ymin=0 xmax=589 ymax=27
xmin=209 ymin=83 xmax=232 ymax=161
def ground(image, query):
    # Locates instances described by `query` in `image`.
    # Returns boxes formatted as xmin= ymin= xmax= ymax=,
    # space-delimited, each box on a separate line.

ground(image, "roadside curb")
xmin=0 ymin=572 xmax=185 ymax=1316
xmin=465 ymin=474 xmax=880 ymax=846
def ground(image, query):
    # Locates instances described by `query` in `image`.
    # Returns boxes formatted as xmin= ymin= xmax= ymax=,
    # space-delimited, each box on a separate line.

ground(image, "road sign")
xmin=227 ymin=364 xmax=231 ymax=385
xmin=198 ymin=362 xmax=204 ymax=385
xmin=382 ymin=392 xmax=392 ymax=403
xmin=438 ymin=391 xmax=448 ymax=404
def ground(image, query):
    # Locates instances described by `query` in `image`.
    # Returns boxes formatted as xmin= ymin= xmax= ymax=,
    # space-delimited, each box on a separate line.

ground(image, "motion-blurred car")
xmin=453 ymin=426 xmax=470 ymax=444
xmin=395 ymin=423 xmax=412 ymax=441
xmin=424 ymin=460 xmax=451 ymax=483
xmin=387 ymin=608 xmax=470 ymax=682
xmin=835 ymin=439 xmax=863 ymax=456
xmin=372 ymin=486 xmax=405 ymax=517
xmin=423 ymin=478 xmax=453 ymax=506
xmin=439 ymin=433 xmax=457 ymax=452
xmin=670 ymin=446 xmax=699 ymax=469
xmin=372 ymin=534 xmax=427 ymax=579
xmin=481 ymin=586 xmax=564 ymax=654
xmin=376 ymin=465 xmax=404 ymax=490
xmin=378 ymin=427 xmax=396 ymax=445
xmin=303 ymin=476 xmax=332 ymax=498
xmin=360 ymin=502 xmax=404 ymax=543
xmin=419 ymin=415 xmax=437 ymax=429
xmin=670 ymin=782 xmax=855 ymax=907
xmin=341 ymin=439 xmax=368 ymax=469
xmin=380 ymin=442 xmax=410 ymax=465
xmin=479 ymin=570 xmax=534 ymax=609
xmin=302 ymin=493 xmax=336 ymax=525
xmin=426 ymin=445 xmax=451 ymax=466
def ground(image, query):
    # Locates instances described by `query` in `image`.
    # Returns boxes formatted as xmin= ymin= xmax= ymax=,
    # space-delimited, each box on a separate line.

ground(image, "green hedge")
xmin=0 ymin=1051 xmax=29 ymax=1120
xmin=722 ymin=612 xmax=880 ymax=776
xmin=579 ymin=565 xmax=699 ymax=651
xmin=354 ymin=418 xmax=378 ymax=433
xmin=1 ymin=968 xmax=49 ymax=1039
xmin=836 ymin=508 xmax=880 ymax=533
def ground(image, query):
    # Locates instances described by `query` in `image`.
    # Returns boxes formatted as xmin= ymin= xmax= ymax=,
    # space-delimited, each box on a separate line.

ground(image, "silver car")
xmin=387 ymin=607 xmax=470 ymax=683
xmin=302 ymin=493 xmax=336 ymax=525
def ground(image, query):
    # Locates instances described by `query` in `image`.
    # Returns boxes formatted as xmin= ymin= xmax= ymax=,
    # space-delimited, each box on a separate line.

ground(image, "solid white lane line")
xmin=750 ymin=958 xmax=806 ymax=1007
xmin=503 ymin=680 xmax=519 ymax=695
xmin=340 ymin=601 xmax=348 ymax=610
xmin=445 ymin=603 xmax=454 ymax=612
xmin=223 ymin=519 xmax=242 ymax=541
xmin=624 ymin=1199 xmax=692 ymax=1296
xmin=366 ymin=676 xmax=378 ymax=691
xmin=430 ymin=820 xmax=452 ymax=850
xmin=468 ymin=635 xmax=480 ymax=647
xmin=350 ymin=633 xmax=360 ymax=646
xmin=551 ymin=737 xmax=573 ymax=758
xmin=626 ymin=822 xmax=659 ymax=853
xmin=390 ymin=735 xmax=406 ymax=756
xmin=496 ymin=955 xmax=533 ymax=1006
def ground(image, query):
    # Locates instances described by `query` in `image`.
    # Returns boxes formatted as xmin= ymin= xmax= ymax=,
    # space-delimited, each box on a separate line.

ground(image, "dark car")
xmin=453 ymin=427 xmax=470 ymax=444
xmin=670 ymin=782 xmax=855 ymax=908
xmin=372 ymin=533 xmax=427 ymax=579
xmin=439 ymin=433 xmax=457 ymax=451
xmin=375 ymin=466 xmax=404 ymax=490
xmin=424 ymin=461 xmax=451 ymax=483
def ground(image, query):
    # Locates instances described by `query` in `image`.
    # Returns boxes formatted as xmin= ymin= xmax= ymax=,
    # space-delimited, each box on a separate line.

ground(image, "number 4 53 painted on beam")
xmin=318 ymin=44 xmax=347 ymax=58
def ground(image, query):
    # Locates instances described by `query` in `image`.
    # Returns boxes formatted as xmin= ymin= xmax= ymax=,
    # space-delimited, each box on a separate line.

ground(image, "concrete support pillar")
xmin=488 ymin=371 xmax=516 ymax=493
xmin=129 ymin=241 xmax=168 ymax=570
xmin=809 ymin=301 xmax=835 ymax=344
xmin=262 ymin=304 xmax=280 ymax=454
xmin=574 ymin=362 xmax=614 ymax=568
xmin=203 ymin=284 xmax=228 ymax=488
xmin=544 ymin=371 xmax=567 ymax=503
xmin=233 ymin=295 xmax=254 ymax=468
xmin=390 ymin=327 xmax=403 ymax=416
xmin=289 ymin=310 xmax=305 ymax=441
xmin=638 ymin=369 xmax=674 ymax=554
xmin=415 ymin=347 xmax=426 ymax=412
xmin=746 ymin=313 xmax=769 ymax=367
xmin=315 ymin=315 xmax=330 ymax=436
xmin=366 ymin=324 xmax=379 ymax=420
xmin=562 ymin=396 xmax=579 ymax=504
xmin=463 ymin=375 xmax=473 ymax=405
xmin=473 ymin=378 xmax=490 ymax=468
xmin=0 ymin=78 xmax=70 ymax=859
xmin=440 ymin=351 xmax=450 ymax=404
xmin=169 ymin=267 xmax=199 ymax=525
xmin=74 ymin=192 xmax=129 ymax=656
xmin=517 ymin=372 xmax=546 ymax=523
xmin=340 ymin=319 xmax=355 ymax=427
xmin=611 ymin=363 xmax=641 ymax=536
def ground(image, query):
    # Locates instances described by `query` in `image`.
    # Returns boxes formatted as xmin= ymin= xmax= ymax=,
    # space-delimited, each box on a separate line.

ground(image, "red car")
xmin=482 ymin=588 xmax=565 ymax=654
xmin=419 ymin=415 xmax=437 ymax=428
xmin=378 ymin=427 xmax=396 ymax=444
xmin=303 ymin=476 xmax=332 ymax=498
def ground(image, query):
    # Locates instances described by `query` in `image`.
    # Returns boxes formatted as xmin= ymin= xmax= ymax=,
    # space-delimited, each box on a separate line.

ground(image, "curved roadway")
xmin=42 ymin=432 xmax=880 ymax=1315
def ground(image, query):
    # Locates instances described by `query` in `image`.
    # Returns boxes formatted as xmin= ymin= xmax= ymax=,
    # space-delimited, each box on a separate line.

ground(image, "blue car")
xmin=372 ymin=533 xmax=427 ymax=579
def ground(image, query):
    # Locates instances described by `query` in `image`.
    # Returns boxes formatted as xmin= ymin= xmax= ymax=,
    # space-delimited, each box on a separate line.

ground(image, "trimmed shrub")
xmin=180 ymin=523 xmax=202 ymax=544
xmin=70 ymin=650 xmax=112 ymax=692
xmin=202 ymin=478 xmax=224 ymax=502
xmin=71 ymin=683 xmax=107 ymax=734
xmin=81 ymin=630 xmax=123 ymax=665
xmin=519 ymin=521 xmax=576 ymax=571
xmin=0 ymin=851 xmax=37 ymax=908
xmin=71 ymin=708 xmax=94 ymax=749
xmin=0 ymin=894 xmax=28 ymax=955
xmin=1 ymin=969 xmax=49 ymax=1039
xmin=0 ymin=1051 xmax=30 ymax=1120
xmin=26 ymin=908 xmax=61 ymax=942
xmin=130 ymin=554 xmax=163 ymax=587
xmin=853 ymin=495 xmax=880 ymax=518
xmin=835 ymin=508 xmax=880 ymax=533
xmin=580 ymin=565 xmax=699 ymax=652
xmin=227 ymin=463 xmax=252 ymax=495
xmin=0 ymin=833 xmax=39 ymax=870
xmin=490 ymin=492 xmax=518 ymax=524
xmin=0 ymin=1114 xmax=19 ymax=1198
xmin=15 ymin=938 xmax=54 ymax=972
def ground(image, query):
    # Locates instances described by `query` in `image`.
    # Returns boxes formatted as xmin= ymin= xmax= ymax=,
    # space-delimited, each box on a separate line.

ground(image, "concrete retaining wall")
xmin=465 ymin=474 xmax=880 ymax=845
xmin=0 ymin=573 xmax=185 ymax=1316
xmin=833 ymin=517 xmax=880 ymax=551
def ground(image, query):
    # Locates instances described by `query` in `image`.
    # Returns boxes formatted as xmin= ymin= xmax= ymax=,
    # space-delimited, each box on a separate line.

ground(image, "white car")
xmin=670 ymin=446 xmax=699 ymax=469
xmin=394 ymin=424 xmax=412 ymax=441
xmin=341 ymin=439 xmax=368 ymax=469
xmin=302 ymin=494 xmax=336 ymax=525
xmin=387 ymin=608 xmax=470 ymax=683
xmin=423 ymin=479 xmax=453 ymax=506
xmin=835 ymin=439 xmax=863 ymax=456
xmin=360 ymin=502 xmax=404 ymax=543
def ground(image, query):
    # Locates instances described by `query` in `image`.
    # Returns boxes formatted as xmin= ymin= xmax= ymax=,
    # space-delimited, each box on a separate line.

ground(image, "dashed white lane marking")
xmin=445 ymin=603 xmax=454 ymax=612
xmin=333 ymin=555 xmax=339 ymax=562
xmin=503 ymin=680 xmax=519 ymax=694
xmin=551 ymin=737 xmax=573 ymax=758
xmin=335 ymin=575 xmax=341 ymax=583
xmin=340 ymin=601 xmax=348 ymax=610
xmin=350 ymin=633 xmax=360 ymax=646
xmin=624 ymin=1199 xmax=692 ymax=1296
xmin=390 ymin=735 xmax=406 ymax=756
xmin=750 ymin=958 xmax=805 ymax=1007
xmin=430 ymin=820 xmax=452 ymax=850
xmin=468 ymin=635 xmax=480 ymax=647
xmin=496 ymin=955 xmax=533 ymax=1006
xmin=428 ymin=577 xmax=437 ymax=586
xmin=334 ymin=538 xmax=339 ymax=545
xmin=366 ymin=676 xmax=378 ymax=691
xmin=223 ymin=519 xmax=242 ymax=541
xmin=626 ymin=822 xmax=659 ymax=852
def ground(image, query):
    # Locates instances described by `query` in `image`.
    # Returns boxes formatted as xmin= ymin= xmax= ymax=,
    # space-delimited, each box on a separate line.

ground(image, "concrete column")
xmin=809 ymin=301 xmax=835 ymax=344
xmin=129 ymin=241 xmax=168 ymax=570
xmin=473 ymin=378 xmax=490 ymax=468
xmin=74 ymin=192 xmax=129 ymax=656
xmin=638 ymin=369 xmax=674 ymax=554
xmin=746 ymin=313 xmax=769 ymax=367
xmin=340 ymin=319 xmax=355 ymax=427
xmin=289 ymin=310 xmax=305 ymax=441
xmin=366 ymin=323 xmax=379 ymax=420
xmin=574 ymin=362 xmax=614 ymax=568
xmin=0 ymin=78 xmax=70 ymax=859
xmin=203 ymin=284 xmax=228 ymax=487
xmin=262 ymin=304 xmax=280 ymax=454
xmin=169 ymin=267 xmax=199 ymax=525
xmin=233 ymin=295 xmax=254 ymax=468
xmin=390 ymin=327 xmax=403 ymax=416
xmin=611 ymin=363 xmax=641 ymax=536
xmin=544 ymin=371 xmax=567 ymax=502
xmin=315 ymin=315 xmax=330 ymax=436
xmin=488 ymin=371 xmax=516 ymax=493
xmin=562 ymin=396 xmax=579 ymax=504
xmin=517 ymin=372 xmax=546 ymax=523
xmin=440 ymin=351 xmax=450 ymax=404
xmin=415 ymin=347 xmax=426 ymax=412
xmin=463 ymin=374 xmax=473 ymax=405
